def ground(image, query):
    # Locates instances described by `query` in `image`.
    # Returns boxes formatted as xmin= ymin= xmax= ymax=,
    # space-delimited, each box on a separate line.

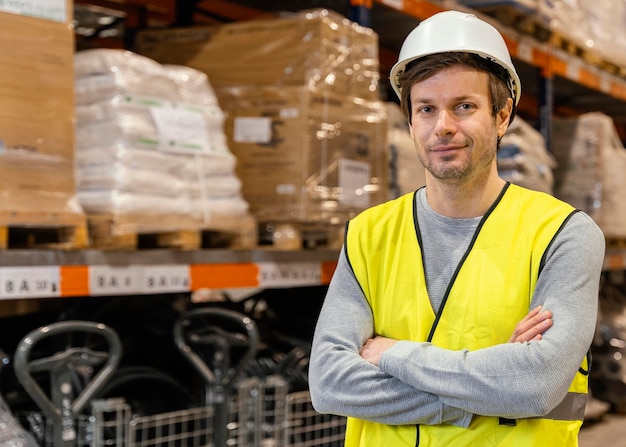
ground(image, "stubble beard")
xmin=417 ymin=139 xmax=497 ymax=184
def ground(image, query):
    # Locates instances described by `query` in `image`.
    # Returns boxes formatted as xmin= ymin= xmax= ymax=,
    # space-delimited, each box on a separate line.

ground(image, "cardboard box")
xmin=0 ymin=7 xmax=75 ymax=159
xmin=218 ymin=85 xmax=388 ymax=223
xmin=0 ymin=150 xmax=78 ymax=214
xmin=135 ymin=9 xmax=380 ymax=100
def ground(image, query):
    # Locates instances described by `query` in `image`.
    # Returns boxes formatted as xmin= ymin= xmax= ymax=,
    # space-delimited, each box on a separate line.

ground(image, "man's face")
xmin=408 ymin=65 xmax=511 ymax=185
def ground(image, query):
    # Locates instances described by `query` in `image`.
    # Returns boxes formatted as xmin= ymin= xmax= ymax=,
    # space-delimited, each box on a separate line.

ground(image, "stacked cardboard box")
xmin=551 ymin=112 xmax=626 ymax=238
xmin=217 ymin=86 xmax=387 ymax=223
xmin=0 ymin=1 xmax=85 ymax=242
xmin=136 ymin=9 xmax=380 ymax=100
xmin=385 ymin=102 xmax=425 ymax=199
xmin=136 ymin=9 xmax=387 ymax=230
xmin=0 ymin=7 xmax=74 ymax=159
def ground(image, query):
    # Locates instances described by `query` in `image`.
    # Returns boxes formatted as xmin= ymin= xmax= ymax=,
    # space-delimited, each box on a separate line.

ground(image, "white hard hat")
xmin=389 ymin=10 xmax=521 ymax=106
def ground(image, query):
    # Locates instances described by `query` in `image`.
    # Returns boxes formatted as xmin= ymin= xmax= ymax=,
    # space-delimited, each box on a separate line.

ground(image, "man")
xmin=309 ymin=10 xmax=605 ymax=446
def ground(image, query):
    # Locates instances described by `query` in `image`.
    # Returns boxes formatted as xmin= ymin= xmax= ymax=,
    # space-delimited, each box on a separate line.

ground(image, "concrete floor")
xmin=579 ymin=412 xmax=626 ymax=446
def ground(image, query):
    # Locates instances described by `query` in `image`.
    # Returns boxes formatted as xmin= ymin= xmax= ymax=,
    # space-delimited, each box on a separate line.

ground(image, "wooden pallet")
xmin=468 ymin=1 xmax=551 ymax=41
xmin=88 ymin=213 xmax=258 ymax=250
xmin=258 ymin=220 xmax=344 ymax=250
xmin=550 ymin=33 xmax=626 ymax=77
xmin=0 ymin=210 xmax=88 ymax=250
xmin=606 ymin=238 xmax=626 ymax=250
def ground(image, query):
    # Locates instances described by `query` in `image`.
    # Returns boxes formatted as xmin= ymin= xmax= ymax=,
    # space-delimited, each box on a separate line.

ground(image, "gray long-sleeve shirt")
xmin=309 ymin=187 xmax=605 ymax=428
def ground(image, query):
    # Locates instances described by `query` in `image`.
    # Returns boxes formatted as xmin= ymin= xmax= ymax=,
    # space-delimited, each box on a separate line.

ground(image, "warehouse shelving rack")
xmin=0 ymin=0 xmax=623 ymax=325
xmin=2 ymin=2 xmax=626 ymax=444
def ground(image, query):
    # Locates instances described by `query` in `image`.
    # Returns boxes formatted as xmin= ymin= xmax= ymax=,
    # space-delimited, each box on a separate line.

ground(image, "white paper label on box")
xmin=338 ymin=158 xmax=371 ymax=207
xmin=150 ymin=102 xmax=210 ymax=153
xmin=233 ymin=117 xmax=272 ymax=143
xmin=0 ymin=0 xmax=67 ymax=23
xmin=141 ymin=265 xmax=190 ymax=293
xmin=280 ymin=108 xmax=299 ymax=119
xmin=0 ymin=266 xmax=60 ymax=299
xmin=89 ymin=266 xmax=142 ymax=296
xmin=257 ymin=262 xmax=321 ymax=287
xmin=276 ymin=184 xmax=296 ymax=195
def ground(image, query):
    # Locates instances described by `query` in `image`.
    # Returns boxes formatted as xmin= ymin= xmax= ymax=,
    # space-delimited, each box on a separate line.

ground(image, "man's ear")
xmin=498 ymin=98 xmax=514 ymax=135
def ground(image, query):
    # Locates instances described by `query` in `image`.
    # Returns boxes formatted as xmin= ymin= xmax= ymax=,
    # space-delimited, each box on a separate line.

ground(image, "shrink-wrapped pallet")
xmin=551 ymin=112 xmax=626 ymax=238
xmin=498 ymin=117 xmax=556 ymax=194
xmin=385 ymin=102 xmax=425 ymax=199
xmin=217 ymin=86 xmax=387 ymax=225
xmin=135 ymin=9 xmax=380 ymax=100
xmin=538 ymin=0 xmax=626 ymax=68
xmin=74 ymin=49 xmax=251 ymax=236
xmin=0 ymin=5 xmax=87 ymax=249
xmin=135 ymin=9 xmax=387 ymax=238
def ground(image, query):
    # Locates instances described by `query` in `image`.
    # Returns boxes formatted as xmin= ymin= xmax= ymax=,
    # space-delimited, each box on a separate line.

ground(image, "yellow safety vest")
xmin=345 ymin=183 xmax=588 ymax=447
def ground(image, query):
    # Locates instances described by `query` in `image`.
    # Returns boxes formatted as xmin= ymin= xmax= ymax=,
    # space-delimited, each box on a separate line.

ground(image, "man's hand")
xmin=360 ymin=336 xmax=397 ymax=366
xmin=508 ymin=305 xmax=553 ymax=343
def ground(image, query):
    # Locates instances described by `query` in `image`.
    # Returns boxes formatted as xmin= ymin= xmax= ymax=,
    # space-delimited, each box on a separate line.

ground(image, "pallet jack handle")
xmin=173 ymin=307 xmax=259 ymax=389
xmin=174 ymin=307 xmax=259 ymax=447
xmin=13 ymin=321 xmax=122 ymax=446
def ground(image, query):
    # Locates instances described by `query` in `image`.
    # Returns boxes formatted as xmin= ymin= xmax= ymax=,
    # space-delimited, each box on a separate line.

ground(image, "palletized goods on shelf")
xmin=538 ymin=0 xmax=626 ymax=70
xmin=74 ymin=49 xmax=255 ymax=249
xmin=498 ymin=116 xmax=556 ymax=194
xmin=216 ymin=85 xmax=387 ymax=225
xmin=385 ymin=102 xmax=425 ymax=199
xmin=135 ymin=8 xmax=380 ymax=100
xmin=551 ymin=112 xmax=626 ymax=239
xmin=135 ymin=9 xmax=389 ymax=249
xmin=0 ymin=7 xmax=88 ymax=250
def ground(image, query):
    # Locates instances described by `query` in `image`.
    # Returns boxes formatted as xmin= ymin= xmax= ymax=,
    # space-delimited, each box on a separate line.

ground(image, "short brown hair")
xmin=398 ymin=52 xmax=513 ymax=124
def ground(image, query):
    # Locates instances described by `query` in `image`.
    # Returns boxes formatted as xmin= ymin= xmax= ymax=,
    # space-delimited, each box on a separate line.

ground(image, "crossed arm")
xmin=360 ymin=305 xmax=553 ymax=367
xmin=309 ymin=213 xmax=603 ymax=426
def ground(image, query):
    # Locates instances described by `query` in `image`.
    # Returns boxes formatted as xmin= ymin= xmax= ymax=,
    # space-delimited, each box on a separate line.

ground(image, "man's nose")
xmin=434 ymin=110 xmax=456 ymax=136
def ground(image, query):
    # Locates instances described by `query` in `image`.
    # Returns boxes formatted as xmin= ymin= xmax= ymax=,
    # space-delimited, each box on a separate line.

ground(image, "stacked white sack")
xmin=74 ymin=49 xmax=249 ymax=225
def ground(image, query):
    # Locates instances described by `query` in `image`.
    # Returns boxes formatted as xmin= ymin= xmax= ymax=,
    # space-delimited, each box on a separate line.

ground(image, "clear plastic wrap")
xmin=0 ymin=149 xmax=83 ymax=216
xmin=538 ymin=0 xmax=626 ymax=67
xmin=135 ymin=8 xmax=380 ymax=100
xmin=218 ymin=85 xmax=388 ymax=225
xmin=497 ymin=117 xmax=556 ymax=194
xmin=551 ymin=112 xmax=626 ymax=238
xmin=385 ymin=102 xmax=425 ymax=199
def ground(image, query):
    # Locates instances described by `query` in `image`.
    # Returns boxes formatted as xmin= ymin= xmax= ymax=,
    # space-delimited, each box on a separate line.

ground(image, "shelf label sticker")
xmin=0 ymin=266 xmax=60 ymax=299
xmin=89 ymin=266 xmax=142 ymax=296
xmin=257 ymin=262 xmax=321 ymax=288
xmin=599 ymin=73 xmax=611 ymax=93
xmin=517 ymin=38 xmax=533 ymax=63
xmin=566 ymin=58 xmax=582 ymax=82
xmin=141 ymin=265 xmax=190 ymax=293
xmin=381 ymin=0 xmax=403 ymax=10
